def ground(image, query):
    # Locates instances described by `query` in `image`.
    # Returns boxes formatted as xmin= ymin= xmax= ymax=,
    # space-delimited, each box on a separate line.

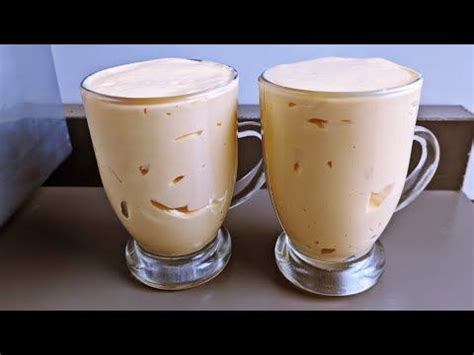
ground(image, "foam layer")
xmin=263 ymin=57 xmax=419 ymax=92
xmin=83 ymin=58 xmax=235 ymax=98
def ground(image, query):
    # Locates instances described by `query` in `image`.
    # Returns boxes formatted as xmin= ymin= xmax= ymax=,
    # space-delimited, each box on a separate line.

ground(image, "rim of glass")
xmin=80 ymin=58 xmax=239 ymax=102
xmin=259 ymin=66 xmax=423 ymax=97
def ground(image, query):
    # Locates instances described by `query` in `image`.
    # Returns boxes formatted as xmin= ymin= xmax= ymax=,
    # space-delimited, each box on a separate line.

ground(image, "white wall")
xmin=51 ymin=45 xmax=473 ymax=111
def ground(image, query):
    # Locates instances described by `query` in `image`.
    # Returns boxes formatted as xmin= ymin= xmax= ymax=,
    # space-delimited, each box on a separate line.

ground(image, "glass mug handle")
xmin=395 ymin=125 xmax=440 ymax=212
xmin=230 ymin=121 xmax=266 ymax=209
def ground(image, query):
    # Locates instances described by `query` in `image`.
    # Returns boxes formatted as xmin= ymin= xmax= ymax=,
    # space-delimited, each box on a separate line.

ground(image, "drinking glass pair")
xmin=81 ymin=59 xmax=439 ymax=296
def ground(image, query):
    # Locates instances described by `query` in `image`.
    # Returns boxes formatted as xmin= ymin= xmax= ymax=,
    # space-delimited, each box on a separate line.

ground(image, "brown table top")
xmin=0 ymin=187 xmax=472 ymax=310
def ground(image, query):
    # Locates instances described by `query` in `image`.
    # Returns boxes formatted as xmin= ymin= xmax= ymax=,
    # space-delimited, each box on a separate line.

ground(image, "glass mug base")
xmin=125 ymin=227 xmax=232 ymax=290
xmin=275 ymin=232 xmax=385 ymax=296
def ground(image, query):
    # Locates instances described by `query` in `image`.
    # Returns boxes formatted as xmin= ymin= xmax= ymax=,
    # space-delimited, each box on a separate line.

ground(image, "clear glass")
xmin=81 ymin=59 xmax=265 ymax=290
xmin=259 ymin=71 xmax=440 ymax=296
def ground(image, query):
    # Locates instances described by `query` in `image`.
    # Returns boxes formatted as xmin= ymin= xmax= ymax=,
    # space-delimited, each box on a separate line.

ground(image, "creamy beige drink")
xmin=260 ymin=57 xmax=422 ymax=262
xmin=81 ymin=58 xmax=238 ymax=257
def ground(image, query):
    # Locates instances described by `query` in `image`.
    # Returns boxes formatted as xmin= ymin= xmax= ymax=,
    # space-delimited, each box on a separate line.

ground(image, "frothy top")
xmin=263 ymin=57 xmax=420 ymax=92
xmin=83 ymin=58 xmax=236 ymax=98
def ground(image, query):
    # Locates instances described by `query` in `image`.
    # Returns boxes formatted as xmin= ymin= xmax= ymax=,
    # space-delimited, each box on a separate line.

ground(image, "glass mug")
xmin=81 ymin=60 xmax=265 ymax=290
xmin=259 ymin=68 xmax=440 ymax=296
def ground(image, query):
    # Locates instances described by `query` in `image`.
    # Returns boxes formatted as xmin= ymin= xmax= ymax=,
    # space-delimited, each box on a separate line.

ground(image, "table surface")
xmin=0 ymin=187 xmax=472 ymax=310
